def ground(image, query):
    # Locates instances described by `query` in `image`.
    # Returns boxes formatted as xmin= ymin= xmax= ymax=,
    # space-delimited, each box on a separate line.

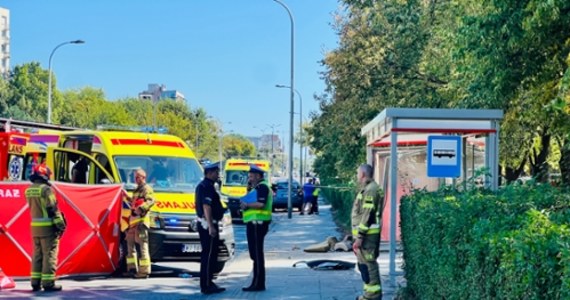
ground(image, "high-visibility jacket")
xmin=25 ymin=183 xmax=65 ymax=237
xmin=128 ymin=183 xmax=155 ymax=228
xmin=243 ymin=180 xmax=273 ymax=223
xmin=312 ymin=187 xmax=320 ymax=197
xmin=351 ymin=179 xmax=383 ymax=238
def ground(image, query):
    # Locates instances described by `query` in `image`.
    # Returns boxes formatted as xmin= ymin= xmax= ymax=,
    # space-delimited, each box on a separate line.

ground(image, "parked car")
xmin=272 ymin=179 xmax=303 ymax=211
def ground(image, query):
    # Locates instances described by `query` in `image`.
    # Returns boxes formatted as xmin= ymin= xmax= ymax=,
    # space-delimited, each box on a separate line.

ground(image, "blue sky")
xmin=3 ymin=0 xmax=340 ymax=146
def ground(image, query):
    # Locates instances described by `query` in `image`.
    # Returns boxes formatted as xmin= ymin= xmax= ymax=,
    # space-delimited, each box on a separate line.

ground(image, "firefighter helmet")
xmin=30 ymin=163 xmax=52 ymax=182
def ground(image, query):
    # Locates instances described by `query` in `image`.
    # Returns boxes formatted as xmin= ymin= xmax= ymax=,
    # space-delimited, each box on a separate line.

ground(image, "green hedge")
xmin=401 ymin=184 xmax=570 ymax=300
xmin=321 ymin=184 xmax=355 ymax=233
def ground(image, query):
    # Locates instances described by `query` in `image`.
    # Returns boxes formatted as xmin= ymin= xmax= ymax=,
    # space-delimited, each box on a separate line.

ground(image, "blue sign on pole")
xmin=427 ymin=136 xmax=461 ymax=178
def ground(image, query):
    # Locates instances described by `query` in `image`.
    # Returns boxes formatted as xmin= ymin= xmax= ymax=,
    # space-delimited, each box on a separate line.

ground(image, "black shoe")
xmin=31 ymin=285 xmax=41 ymax=292
xmin=43 ymin=285 xmax=63 ymax=292
xmin=210 ymin=283 xmax=226 ymax=291
xmin=242 ymin=286 xmax=265 ymax=292
xmin=201 ymin=287 xmax=225 ymax=294
xmin=299 ymin=212 xmax=304 ymax=215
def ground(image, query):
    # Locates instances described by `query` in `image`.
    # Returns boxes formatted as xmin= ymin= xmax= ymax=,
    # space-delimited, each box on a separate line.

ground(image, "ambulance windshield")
xmin=115 ymin=156 xmax=203 ymax=193
xmin=224 ymin=170 xmax=249 ymax=187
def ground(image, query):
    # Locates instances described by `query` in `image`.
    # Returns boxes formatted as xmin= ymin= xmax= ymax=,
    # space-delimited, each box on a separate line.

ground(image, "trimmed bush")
xmin=321 ymin=184 xmax=355 ymax=233
xmin=401 ymin=184 xmax=570 ymax=299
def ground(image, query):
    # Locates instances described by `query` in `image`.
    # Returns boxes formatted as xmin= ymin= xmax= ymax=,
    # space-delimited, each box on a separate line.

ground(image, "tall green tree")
xmin=60 ymin=87 xmax=132 ymax=129
xmin=222 ymin=134 xmax=256 ymax=159
xmin=4 ymin=62 xmax=54 ymax=122
xmin=310 ymin=0 xmax=453 ymax=182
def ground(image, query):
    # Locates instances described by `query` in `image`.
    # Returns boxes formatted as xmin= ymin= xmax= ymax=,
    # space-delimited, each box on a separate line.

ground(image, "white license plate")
xmin=182 ymin=244 xmax=201 ymax=253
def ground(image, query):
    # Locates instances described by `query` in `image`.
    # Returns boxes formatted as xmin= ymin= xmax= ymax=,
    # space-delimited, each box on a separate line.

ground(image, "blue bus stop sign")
xmin=427 ymin=136 xmax=461 ymax=178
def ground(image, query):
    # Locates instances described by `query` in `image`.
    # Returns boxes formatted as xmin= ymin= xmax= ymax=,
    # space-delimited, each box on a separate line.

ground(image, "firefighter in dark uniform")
xmin=352 ymin=164 xmax=384 ymax=300
xmin=240 ymin=164 xmax=272 ymax=292
xmin=195 ymin=162 xmax=225 ymax=295
xmin=26 ymin=163 xmax=66 ymax=292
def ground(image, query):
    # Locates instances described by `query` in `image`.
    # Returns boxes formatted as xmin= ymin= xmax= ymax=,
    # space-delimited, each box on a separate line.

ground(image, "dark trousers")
xmin=312 ymin=195 xmax=319 ymax=213
xmin=198 ymin=225 xmax=220 ymax=291
xmin=246 ymin=221 xmax=269 ymax=288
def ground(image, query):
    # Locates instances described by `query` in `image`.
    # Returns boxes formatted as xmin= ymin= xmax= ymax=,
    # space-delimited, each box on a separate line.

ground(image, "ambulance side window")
xmin=54 ymin=151 xmax=72 ymax=182
xmin=53 ymin=150 xmax=112 ymax=184
xmin=94 ymin=154 xmax=113 ymax=183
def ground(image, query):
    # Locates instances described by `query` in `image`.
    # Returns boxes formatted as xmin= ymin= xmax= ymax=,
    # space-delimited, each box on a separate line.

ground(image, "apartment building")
xmin=0 ymin=7 xmax=9 ymax=78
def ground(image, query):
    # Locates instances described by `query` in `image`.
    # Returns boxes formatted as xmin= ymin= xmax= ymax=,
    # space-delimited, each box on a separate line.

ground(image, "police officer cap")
xmin=204 ymin=162 xmax=220 ymax=173
xmin=248 ymin=164 xmax=265 ymax=175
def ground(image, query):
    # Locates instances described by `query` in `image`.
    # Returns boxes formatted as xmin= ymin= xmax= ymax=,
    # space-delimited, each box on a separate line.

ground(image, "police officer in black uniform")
xmin=195 ymin=162 xmax=225 ymax=295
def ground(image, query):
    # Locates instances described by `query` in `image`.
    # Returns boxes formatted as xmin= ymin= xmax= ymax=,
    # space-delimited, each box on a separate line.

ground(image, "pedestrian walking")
xmin=26 ymin=163 xmax=66 ymax=292
xmin=352 ymin=164 xmax=384 ymax=300
xmin=240 ymin=164 xmax=272 ymax=292
xmin=123 ymin=168 xmax=155 ymax=279
xmin=195 ymin=162 xmax=226 ymax=295
xmin=301 ymin=178 xmax=316 ymax=215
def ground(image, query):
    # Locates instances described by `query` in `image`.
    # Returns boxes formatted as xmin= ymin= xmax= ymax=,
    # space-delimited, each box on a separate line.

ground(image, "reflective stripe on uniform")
xmin=31 ymin=272 xmax=41 ymax=279
xmin=41 ymin=274 xmax=55 ymax=280
xmin=31 ymin=217 xmax=54 ymax=227
xmin=354 ymin=224 xmax=381 ymax=236
xmin=364 ymin=283 xmax=382 ymax=293
xmin=129 ymin=218 xmax=143 ymax=227
xmin=139 ymin=258 xmax=151 ymax=267
xmin=25 ymin=188 xmax=42 ymax=197
xmin=126 ymin=257 xmax=137 ymax=264
xmin=363 ymin=203 xmax=374 ymax=209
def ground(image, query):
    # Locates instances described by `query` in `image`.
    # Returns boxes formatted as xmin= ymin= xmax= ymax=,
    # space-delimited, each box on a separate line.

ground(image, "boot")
xmin=43 ymin=284 xmax=63 ymax=292
xmin=242 ymin=285 xmax=265 ymax=292
xmin=132 ymin=273 xmax=149 ymax=279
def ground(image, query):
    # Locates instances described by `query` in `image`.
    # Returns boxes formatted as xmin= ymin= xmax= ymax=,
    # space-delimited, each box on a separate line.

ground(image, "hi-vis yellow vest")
xmin=242 ymin=180 xmax=273 ymax=223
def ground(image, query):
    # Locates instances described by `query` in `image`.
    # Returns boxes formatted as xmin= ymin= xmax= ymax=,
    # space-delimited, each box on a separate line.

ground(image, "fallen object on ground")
xmin=293 ymin=260 xmax=355 ymax=270
xmin=303 ymin=236 xmax=338 ymax=252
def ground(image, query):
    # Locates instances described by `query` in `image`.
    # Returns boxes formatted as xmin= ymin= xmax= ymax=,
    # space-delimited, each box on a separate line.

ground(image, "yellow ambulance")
xmin=46 ymin=130 xmax=235 ymax=273
xmin=221 ymin=158 xmax=270 ymax=222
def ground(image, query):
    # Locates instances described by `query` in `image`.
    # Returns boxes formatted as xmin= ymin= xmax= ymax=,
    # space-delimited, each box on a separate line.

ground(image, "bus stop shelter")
xmin=361 ymin=108 xmax=503 ymax=286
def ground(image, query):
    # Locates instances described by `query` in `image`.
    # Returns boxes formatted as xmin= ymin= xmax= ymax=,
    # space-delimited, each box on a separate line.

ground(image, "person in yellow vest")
xmin=122 ymin=168 xmax=155 ymax=279
xmin=352 ymin=164 xmax=384 ymax=300
xmin=239 ymin=164 xmax=272 ymax=292
xmin=25 ymin=163 xmax=66 ymax=292
xmin=312 ymin=178 xmax=321 ymax=215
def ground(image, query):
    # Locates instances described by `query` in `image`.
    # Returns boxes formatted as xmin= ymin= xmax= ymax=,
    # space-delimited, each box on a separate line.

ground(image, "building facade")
xmin=138 ymin=83 xmax=185 ymax=103
xmin=0 ymin=7 xmax=9 ymax=78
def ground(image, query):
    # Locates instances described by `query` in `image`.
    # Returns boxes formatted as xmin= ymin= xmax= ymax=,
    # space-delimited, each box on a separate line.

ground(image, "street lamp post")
xmin=47 ymin=40 xmax=85 ymax=124
xmin=273 ymin=0 xmax=295 ymax=219
xmin=276 ymin=84 xmax=303 ymax=185
xmin=267 ymin=123 xmax=281 ymax=179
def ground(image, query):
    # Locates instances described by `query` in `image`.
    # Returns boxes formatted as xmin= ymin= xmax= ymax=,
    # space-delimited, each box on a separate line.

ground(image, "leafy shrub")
xmin=401 ymin=183 xmax=570 ymax=299
xmin=321 ymin=184 xmax=355 ymax=233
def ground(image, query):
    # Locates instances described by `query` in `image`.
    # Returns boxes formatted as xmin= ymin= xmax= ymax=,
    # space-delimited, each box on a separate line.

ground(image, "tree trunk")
xmin=559 ymin=138 xmax=570 ymax=186
xmin=503 ymin=157 xmax=527 ymax=183
xmin=529 ymin=133 xmax=550 ymax=183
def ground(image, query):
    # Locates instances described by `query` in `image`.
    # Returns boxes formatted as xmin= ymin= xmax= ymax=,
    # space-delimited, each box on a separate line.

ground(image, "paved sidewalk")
xmin=210 ymin=200 xmax=404 ymax=300
xmin=1 ymin=199 xmax=403 ymax=299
